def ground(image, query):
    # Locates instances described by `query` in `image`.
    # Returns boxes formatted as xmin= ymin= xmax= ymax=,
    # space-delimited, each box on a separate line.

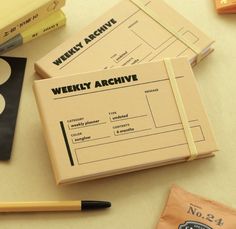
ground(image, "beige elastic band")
xmin=164 ymin=58 xmax=198 ymax=161
xmin=130 ymin=0 xmax=202 ymax=63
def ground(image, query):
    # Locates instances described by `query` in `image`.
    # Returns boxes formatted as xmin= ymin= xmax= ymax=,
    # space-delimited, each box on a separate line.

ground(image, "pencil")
xmin=0 ymin=200 xmax=111 ymax=212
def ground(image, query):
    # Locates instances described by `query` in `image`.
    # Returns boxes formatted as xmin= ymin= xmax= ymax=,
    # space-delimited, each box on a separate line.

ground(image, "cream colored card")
xmin=35 ymin=0 xmax=214 ymax=78
xmin=33 ymin=58 xmax=217 ymax=185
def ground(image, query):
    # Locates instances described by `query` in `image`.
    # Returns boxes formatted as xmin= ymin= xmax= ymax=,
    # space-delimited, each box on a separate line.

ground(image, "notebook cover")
xmin=33 ymin=57 xmax=217 ymax=185
xmin=35 ymin=0 xmax=214 ymax=78
xmin=0 ymin=56 xmax=27 ymax=160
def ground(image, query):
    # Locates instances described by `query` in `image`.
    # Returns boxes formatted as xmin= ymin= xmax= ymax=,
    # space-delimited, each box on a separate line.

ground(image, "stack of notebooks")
xmin=0 ymin=0 xmax=66 ymax=55
xmin=215 ymin=0 xmax=236 ymax=13
xmin=33 ymin=0 xmax=218 ymax=184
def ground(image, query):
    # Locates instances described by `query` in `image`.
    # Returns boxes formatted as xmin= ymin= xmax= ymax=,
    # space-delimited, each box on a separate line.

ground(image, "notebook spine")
xmin=23 ymin=10 xmax=66 ymax=43
xmin=0 ymin=0 xmax=65 ymax=44
xmin=0 ymin=10 xmax=66 ymax=55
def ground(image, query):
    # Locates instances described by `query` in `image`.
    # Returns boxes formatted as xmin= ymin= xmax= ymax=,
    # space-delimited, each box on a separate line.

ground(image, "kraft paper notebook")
xmin=35 ymin=0 xmax=214 ymax=78
xmin=215 ymin=0 xmax=236 ymax=13
xmin=33 ymin=57 xmax=217 ymax=185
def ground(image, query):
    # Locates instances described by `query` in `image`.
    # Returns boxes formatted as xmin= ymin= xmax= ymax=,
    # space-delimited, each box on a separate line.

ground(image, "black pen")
xmin=0 ymin=200 xmax=111 ymax=212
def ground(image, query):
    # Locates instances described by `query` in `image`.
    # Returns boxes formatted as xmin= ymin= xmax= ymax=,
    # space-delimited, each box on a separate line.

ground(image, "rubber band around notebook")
xmin=130 ymin=0 xmax=202 ymax=63
xmin=164 ymin=58 xmax=198 ymax=161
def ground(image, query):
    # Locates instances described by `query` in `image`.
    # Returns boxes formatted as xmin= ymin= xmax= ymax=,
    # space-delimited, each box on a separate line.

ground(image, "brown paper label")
xmin=156 ymin=185 xmax=236 ymax=229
